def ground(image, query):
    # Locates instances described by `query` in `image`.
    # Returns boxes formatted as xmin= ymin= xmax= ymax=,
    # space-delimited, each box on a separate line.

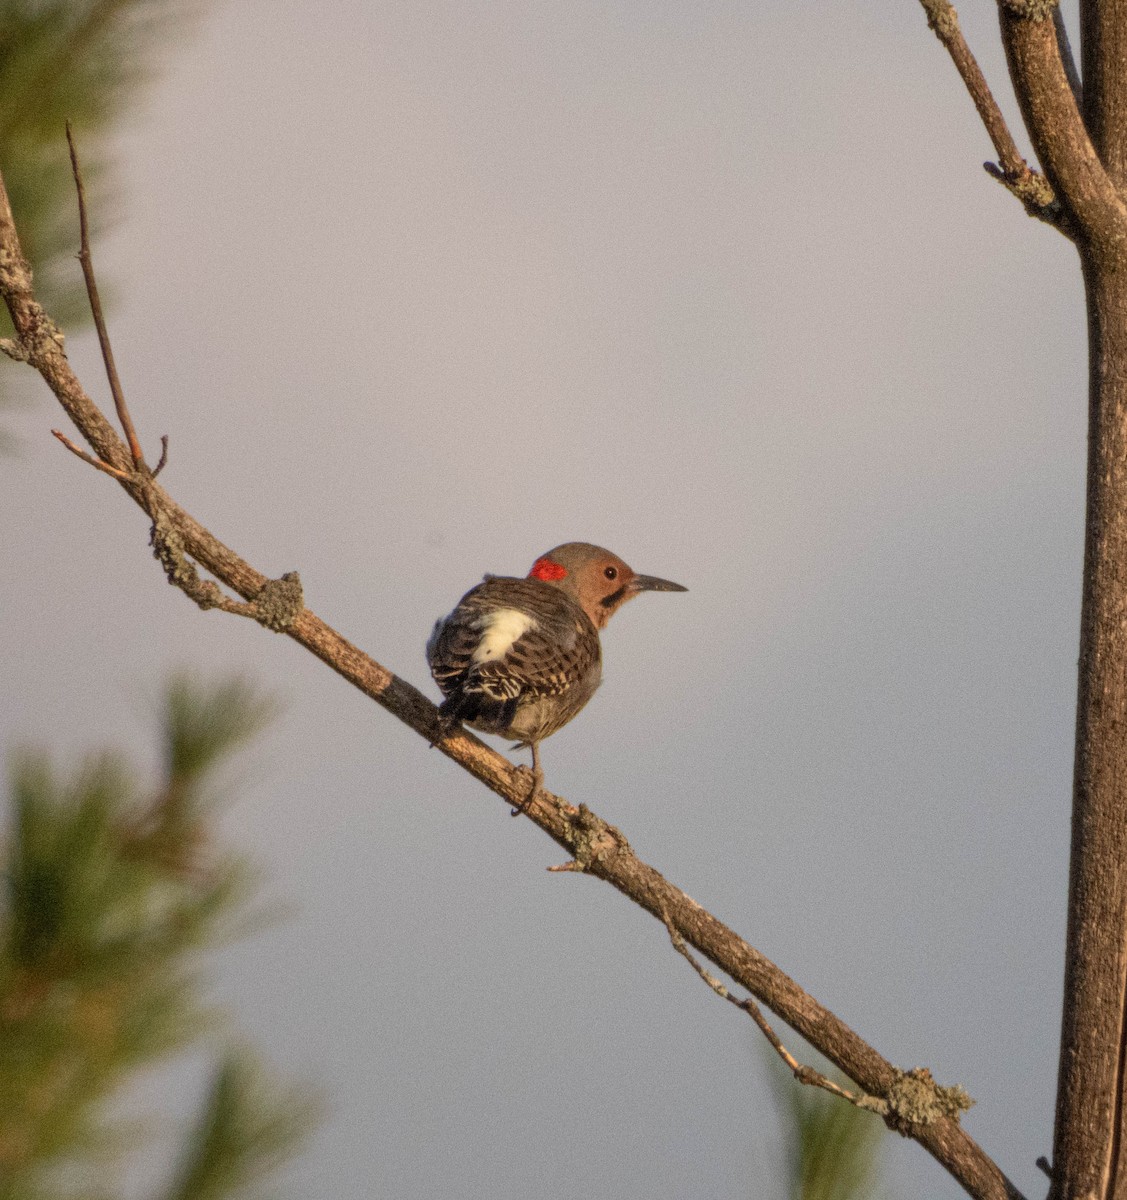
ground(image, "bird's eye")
xmin=604 ymin=566 xmax=618 ymax=580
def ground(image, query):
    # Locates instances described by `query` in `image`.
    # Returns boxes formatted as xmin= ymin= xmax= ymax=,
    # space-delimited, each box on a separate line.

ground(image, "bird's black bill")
xmin=629 ymin=574 xmax=688 ymax=594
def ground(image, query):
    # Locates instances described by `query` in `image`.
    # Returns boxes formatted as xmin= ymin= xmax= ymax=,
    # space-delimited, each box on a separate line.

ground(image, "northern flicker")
xmin=427 ymin=542 xmax=687 ymax=807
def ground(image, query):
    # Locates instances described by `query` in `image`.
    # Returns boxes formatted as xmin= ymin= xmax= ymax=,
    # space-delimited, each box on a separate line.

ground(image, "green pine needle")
xmin=762 ymin=1043 xmax=885 ymax=1200
xmin=163 ymin=1052 xmax=320 ymax=1200
xmin=163 ymin=674 xmax=281 ymax=788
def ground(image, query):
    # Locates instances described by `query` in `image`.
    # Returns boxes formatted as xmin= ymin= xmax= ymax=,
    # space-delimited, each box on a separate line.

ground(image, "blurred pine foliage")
xmin=764 ymin=1042 xmax=886 ymax=1200
xmin=0 ymin=0 xmax=204 ymax=409
xmin=0 ymin=675 xmax=316 ymax=1200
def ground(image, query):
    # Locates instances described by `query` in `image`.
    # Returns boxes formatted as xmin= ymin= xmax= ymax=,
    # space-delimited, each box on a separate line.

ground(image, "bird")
xmin=427 ymin=542 xmax=687 ymax=808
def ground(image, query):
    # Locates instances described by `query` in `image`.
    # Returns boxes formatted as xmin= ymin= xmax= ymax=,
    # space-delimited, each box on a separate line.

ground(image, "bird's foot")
xmin=510 ymin=764 xmax=544 ymax=816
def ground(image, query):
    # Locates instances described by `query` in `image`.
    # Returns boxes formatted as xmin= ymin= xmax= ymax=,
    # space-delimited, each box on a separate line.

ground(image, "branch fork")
xmin=917 ymin=1 xmax=1127 ymax=1194
xmin=919 ymin=0 xmax=1069 ymax=230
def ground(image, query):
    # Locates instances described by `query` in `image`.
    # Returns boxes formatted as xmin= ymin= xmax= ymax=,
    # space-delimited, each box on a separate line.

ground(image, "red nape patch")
xmin=529 ymin=557 xmax=567 ymax=581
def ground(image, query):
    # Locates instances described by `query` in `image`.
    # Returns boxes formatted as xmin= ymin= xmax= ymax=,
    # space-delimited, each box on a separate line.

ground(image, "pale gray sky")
xmin=3 ymin=2 xmax=1082 ymax=1197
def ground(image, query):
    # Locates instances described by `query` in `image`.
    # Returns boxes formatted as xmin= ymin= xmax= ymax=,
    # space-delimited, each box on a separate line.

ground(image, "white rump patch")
xmin=472 ymin=609 xmax=535 ymax=663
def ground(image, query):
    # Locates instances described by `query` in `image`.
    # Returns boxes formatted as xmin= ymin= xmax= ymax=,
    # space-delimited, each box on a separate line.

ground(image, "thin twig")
xmin=657 ymin=904 xmax=884 ymax=1113
xmin=917 ymin=0 xmax=1059 ymax=223
xmin=202 ymin=591 xmax=261 ymax=617
xmin=51 ymin=429 xmax=130 ymax=480
xmin=153 ymin=434 xmax=169 ymax=477
xmin=65 ymin=122 xmax=145 ymax=469
xmin=919 ymin=0 xmax=1026 ymax=175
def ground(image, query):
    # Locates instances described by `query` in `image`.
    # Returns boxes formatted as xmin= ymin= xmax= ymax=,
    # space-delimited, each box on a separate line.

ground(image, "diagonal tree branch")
xmin=0 ymin=151 xmax=1025 ymax=1200
xmin=920 ymin=0 xmax=1025 ymax=174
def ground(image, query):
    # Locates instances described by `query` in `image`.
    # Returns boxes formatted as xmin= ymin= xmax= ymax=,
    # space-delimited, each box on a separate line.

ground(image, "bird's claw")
xmin=509 ymin=764 xmax=544 ymax=816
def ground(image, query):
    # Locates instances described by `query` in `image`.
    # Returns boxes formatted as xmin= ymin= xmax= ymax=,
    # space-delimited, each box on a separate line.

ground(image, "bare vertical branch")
xmin=995 ymin=4 xmax=1127 ymax=1198
xmin=1080 ymin=0 xmax=1127 ymax=189
xmin=1047 ymin=258 xmax=1127 ymax=1200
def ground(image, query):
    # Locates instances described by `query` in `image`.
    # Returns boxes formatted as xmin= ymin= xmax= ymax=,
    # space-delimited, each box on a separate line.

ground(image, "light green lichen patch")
xmin=253 ymin=571 xmax=304 ymax=631
xmin=885 ymin=1067 xmax=974 ymax=1135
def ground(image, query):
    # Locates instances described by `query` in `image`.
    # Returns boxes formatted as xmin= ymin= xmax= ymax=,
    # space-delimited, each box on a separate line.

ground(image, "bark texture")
xmin=999 ymin=3 xmax=1127 ymax=1197
xmin=1050 ymin=245 xmax=1127 ymax=1200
